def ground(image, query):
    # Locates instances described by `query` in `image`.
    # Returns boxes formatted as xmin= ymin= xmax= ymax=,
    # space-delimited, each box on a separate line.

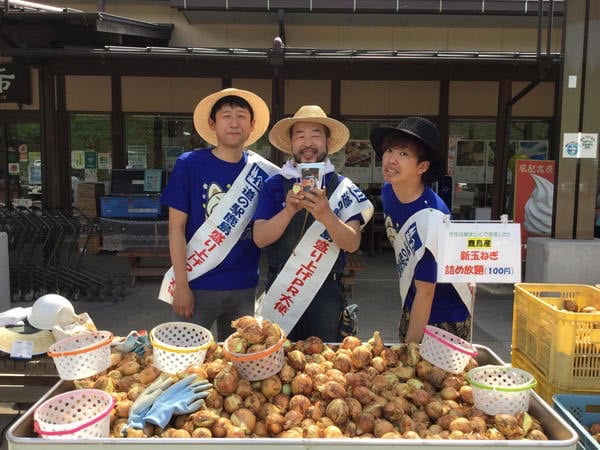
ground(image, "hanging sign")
xmin=0 ymin=63 xmax=31 ymax=104
xmin=437 ymin=220 xmax=521 ymax=283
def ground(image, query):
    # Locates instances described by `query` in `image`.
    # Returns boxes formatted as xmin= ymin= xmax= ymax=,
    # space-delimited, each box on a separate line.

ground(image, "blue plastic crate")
xmin=553 ymin=394 xmax=600 ymax=450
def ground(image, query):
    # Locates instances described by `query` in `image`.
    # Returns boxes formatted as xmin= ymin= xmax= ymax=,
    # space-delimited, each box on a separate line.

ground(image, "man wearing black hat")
xmin=370 ymin=117 xmax=473 ymax=343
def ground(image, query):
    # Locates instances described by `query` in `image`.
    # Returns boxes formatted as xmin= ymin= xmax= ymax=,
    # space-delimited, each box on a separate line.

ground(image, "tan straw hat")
xmin=268 ymin=105 xmax=350 ymax=154
xmin=0 ymin=326 xmax=56 ymax=356
xmin=193 ymin=88 xmax=270 ymax=147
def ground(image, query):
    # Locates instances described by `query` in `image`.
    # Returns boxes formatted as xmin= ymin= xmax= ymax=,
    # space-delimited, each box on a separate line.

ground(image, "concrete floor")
xmin=1 ymin=248 xmax=515 ymax=449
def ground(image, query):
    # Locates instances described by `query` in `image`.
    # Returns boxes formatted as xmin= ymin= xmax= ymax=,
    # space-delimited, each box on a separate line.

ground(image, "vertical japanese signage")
xmin=0 ymin=63 xmax=31 ymax=104
xmin=514 ymin=160 xmax=555 ymax=260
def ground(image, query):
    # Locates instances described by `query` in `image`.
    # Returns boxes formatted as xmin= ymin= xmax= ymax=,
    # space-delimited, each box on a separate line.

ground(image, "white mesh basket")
xmin=420 ymin=325 xmax=478 ymax=374
xmin=47 ymin=331 xmax=113 ymax=380
xmin=223 ymin=332 xmax=286 ymax=381
xmin=150 ymin=322 xmax=213 ymax=374
xmin=34 ymin=389 xmax=115 ymax=439
xmin=466 ymin=365 xmax=537 ymax=416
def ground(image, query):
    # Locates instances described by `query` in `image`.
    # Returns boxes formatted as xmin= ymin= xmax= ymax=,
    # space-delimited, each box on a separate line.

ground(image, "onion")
xmin=291 ymin=373 xmax=313 ymax=396
xmin=287 ymin=350 xmax=307 ymax=370
xmin=289 ymin=394 xmax=311 ymax=415
xmin=278 ymin=363 xmax=296 ymax=383
xmin=260 ymin=375 xmax=282 ymax=399
xmin=351 ymin=345 xmax=373 ymax=369
xmin=325 ymin=398 xmax=349 ymax=425
xmin=224 ymin=393 xmax=244 ymax=414
xmin=340 ymin=335 xmax=362 ymax=350
xmin=373 ymin=419 xmax=394 ymax=438
xmin=243 ymin=392 xmax=266 ymax=414
xmin=192 ymin=427 xmax=212 ymax=438
xmin=322 ymin=425 xmax=343 ymax=438
xmin=230 ymin=408 xmax=256 ymax=434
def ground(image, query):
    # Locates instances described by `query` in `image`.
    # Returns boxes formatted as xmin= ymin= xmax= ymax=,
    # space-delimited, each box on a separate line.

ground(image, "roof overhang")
xmin=0 ymin=10 xmax=174 ymax=49
xmin=0 ymin=45 xmax=561 ymax=82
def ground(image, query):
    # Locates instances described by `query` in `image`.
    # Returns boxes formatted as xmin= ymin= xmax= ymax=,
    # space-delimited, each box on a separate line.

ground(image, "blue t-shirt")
xmin=382 ymin=184 xmax=468 ymax=323
xmin=254 ymin=172 xmax=363 ymax=225
xmin=160 ymin=148 xmax=260 ymax=291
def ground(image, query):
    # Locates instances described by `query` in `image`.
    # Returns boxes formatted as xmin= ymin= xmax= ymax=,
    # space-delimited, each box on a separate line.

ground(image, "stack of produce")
xmin=72 ymin=319 xmax=549 ymax=440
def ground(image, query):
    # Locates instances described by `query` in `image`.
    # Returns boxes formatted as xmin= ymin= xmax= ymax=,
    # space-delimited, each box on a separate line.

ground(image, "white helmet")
xmin=27 ymin=294 xmax=77 ymax=330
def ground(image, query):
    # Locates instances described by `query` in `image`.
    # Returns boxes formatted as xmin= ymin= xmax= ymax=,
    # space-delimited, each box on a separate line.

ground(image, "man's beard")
xmin=293 ymin=146 xmax=328 ymax=164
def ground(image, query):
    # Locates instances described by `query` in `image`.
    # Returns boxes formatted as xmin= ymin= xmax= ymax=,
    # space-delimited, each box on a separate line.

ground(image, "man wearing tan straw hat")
xmin=158 ymin=88 xmax=278 ymax=341
xmin=369 ymin=117 xmax=473 ymax=344
xmin=253 ymin=105 xmax=373 ymax=341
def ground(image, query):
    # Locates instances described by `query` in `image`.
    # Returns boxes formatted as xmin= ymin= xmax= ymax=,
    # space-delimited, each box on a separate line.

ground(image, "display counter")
xmin=7 ymin=345 xmax=579 ymax=450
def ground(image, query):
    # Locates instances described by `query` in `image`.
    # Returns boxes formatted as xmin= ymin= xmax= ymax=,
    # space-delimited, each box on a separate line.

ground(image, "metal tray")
xmin=7 ymin=345 xmax=579 ymax=450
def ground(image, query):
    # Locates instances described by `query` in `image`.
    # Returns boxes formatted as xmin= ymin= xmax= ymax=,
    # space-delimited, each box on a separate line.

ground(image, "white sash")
xmin=393 ymin=209 xmax=473 ymax=314
xmin=258 ymin=177 xmax=374 ymax=334
xmin=158 ymin=151 xmax=279 ymax=304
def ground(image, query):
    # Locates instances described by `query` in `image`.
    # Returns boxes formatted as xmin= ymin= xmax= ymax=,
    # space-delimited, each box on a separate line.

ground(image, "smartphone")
xmin=298 ymin=162 xmax=325 ymax=192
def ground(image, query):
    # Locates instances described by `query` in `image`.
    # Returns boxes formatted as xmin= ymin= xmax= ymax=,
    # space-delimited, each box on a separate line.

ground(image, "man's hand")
xmin=284 ymin=184 xmax=305 ymax=216
xmin=172 ymin=284 xmax=195 ymax=318
xmin=302 ymin=187 xmax=335 ymax=223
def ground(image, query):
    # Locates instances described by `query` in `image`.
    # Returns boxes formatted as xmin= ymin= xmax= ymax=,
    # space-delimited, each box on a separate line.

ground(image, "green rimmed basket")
xmin=466 ymin=365 xmax=537 ymax=415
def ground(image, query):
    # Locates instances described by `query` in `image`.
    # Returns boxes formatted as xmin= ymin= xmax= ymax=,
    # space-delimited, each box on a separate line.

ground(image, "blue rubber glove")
xmin=143 ymin=375 xmax=212 ymax=429
xmin=124 ymin=373 xmax=175 ymax=433
xmin=114 ymin=330 xmax=150 ymax=355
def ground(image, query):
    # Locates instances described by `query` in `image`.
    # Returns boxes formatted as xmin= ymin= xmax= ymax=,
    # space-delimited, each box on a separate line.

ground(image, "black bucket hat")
xmin=370 ymin=116 xmax=445 ymax=183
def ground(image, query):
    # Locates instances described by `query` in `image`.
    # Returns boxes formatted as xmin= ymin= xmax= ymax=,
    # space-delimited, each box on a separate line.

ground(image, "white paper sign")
xmin=437 ymin=222 xmax=521 ymax=283
xmin=10 ymin=340 xmax=33 ymax=359
xmin=562 ymin=133 xmax=598 ymax=159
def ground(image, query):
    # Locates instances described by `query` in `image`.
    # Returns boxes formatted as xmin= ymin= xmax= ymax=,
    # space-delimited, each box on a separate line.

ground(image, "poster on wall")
xmin=447 ymin=136 xmax=460 ymax=178
xmin=19 ymin=144 xmax=28 ymax=161
xmin=454 ymin=140 xmax=485 ymax=183
xmin=127 ymin=145 xmax=147 ymax=169
xmin=84 ymin=151 xmax=97 ymax=169
xmin=71 ymin=151 xmax=85 ymax=169
xmin=514 ymin=159 xmax=555 ymax=260
xmin=517 ymin=140 xmax=548 ymax=160
xmin=28 ymin=163 xmax=41 ymax=185
xmin=342 ymin=140 xmax=373 ymax=184
xmin=98 ymin=153 xmax=112 ymax=170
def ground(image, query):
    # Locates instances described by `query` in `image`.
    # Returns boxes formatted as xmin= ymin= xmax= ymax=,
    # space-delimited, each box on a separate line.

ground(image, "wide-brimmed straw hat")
xmin=370 ymin=116 xmax=445 ymax=182
xmin=193 ymin=88 xmax=270 ymax=147
xmin=268 ymin=105 xmax=350 ymax=154
xmin=0 ymin=326 xmax=56 ymax=356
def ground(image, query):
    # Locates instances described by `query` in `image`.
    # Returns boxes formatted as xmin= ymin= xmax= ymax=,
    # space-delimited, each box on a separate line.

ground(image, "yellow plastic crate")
xmin=512 ymin=283 xmax=600 ymax=391
xmin=511 ymin=350 xmax=599 ymax=405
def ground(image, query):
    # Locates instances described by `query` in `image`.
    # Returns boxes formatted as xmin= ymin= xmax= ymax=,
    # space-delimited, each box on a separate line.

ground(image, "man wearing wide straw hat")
xmin=159 ymin=88 xmax=278 ymax=341
xmin=253 ymin=105 xmax=373 ymax=341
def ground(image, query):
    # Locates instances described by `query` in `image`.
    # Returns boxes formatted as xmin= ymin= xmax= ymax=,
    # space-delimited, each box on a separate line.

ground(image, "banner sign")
xmin=437 ymin=221 xmax=521 ymax=283
xmin=514 ymin=159 xmax=555 ymax=260
xmin=0 ymin=63 xmax=31 ymax=104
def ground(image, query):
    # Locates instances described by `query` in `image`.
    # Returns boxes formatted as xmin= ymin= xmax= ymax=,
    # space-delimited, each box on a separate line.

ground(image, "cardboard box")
xmin=76 ymin=183 xmax=105 ymax=217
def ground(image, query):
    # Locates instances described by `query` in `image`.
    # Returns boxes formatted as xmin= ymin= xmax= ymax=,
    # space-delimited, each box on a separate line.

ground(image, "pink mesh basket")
xmin=420 ymin=325 xmax=478 ymax=374
xmin=34 ymin=389 xmax=115 ymax=439
xmin=47 ymin=331 xmax=113 ymax=380
xmin=222 ymin=332 xmax=286 ymax=381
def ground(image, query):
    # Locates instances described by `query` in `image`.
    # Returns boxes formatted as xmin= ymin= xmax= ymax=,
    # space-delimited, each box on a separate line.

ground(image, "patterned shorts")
xmin=398 ymin=308 xmax=472 ymax=342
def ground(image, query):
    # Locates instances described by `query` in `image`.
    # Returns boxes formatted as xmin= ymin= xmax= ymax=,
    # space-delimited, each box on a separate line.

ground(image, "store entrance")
xmin=0 ymin=118 xmax=41 ymax=208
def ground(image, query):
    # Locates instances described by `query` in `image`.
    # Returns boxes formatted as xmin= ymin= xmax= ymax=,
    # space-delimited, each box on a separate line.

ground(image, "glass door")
xmin=0 ymin=120 xmax=41 ymax=207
